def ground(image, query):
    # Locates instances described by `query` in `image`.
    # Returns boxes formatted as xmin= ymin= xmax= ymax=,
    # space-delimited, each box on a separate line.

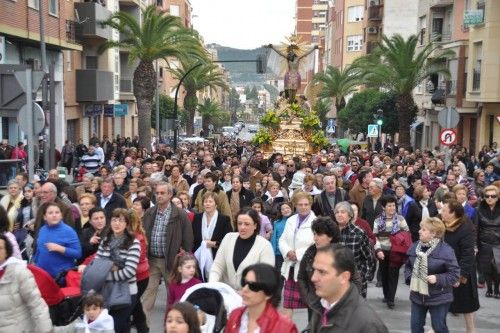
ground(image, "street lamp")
xmin=376 ymin=108 xmax=383 ymax=142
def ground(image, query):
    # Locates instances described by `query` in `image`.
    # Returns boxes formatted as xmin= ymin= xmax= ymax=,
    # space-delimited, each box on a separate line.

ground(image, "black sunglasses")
xmin=485 ymin=195 xmax=498 ymax=199
xmin=241 ymin=279 xmax=268 ymax=293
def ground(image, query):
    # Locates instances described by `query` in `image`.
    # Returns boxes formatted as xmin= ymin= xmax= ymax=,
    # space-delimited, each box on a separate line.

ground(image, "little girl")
xmin=167 ymin=253 xmax=202 ymax=312
xmin=165 ymin=302 xmax=202 ymax=333
xmin=250 ymin=198 xmax=273 ymax=240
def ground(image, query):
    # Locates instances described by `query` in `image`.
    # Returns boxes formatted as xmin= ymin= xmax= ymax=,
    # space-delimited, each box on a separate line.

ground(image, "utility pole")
xmin=155 ymin=60 xmax=160 ymax=145
xmin=38 ymin=0 xmax=49 ymax=170
xmin=49 ymin=63 xmax=56 ymax=169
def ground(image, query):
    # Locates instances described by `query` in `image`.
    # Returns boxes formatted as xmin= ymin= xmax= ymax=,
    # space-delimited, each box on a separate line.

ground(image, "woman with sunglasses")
xmin=225 ymin=263 xmax=298 ymax=333
xmin=476 ymin=185 xmax=500 ymax=298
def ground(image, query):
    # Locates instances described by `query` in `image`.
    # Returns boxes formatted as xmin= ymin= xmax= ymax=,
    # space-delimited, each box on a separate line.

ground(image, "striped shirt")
xmin=80 ymin=152 xmax=101 ymax=175
xmin=96 ymin=238 xmax=141 ymax=294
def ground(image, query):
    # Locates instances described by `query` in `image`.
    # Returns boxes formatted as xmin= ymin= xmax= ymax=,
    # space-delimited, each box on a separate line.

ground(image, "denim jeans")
xmin=411 ymin=301 xmax=451 ymax=333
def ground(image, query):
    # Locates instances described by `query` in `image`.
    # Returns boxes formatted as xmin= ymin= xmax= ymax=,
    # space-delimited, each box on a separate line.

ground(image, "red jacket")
xmin=225 ymin=303 xmax=298 ymax=333
xmin=355 ymin=217 xmax=376 ymax=246
xmin=135 ymin=232 xmax=150 ymax=281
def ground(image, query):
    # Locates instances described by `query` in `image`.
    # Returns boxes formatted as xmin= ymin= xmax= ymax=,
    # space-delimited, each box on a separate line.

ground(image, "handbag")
xmin=389 ymin=231 xmax=412 ymax=268
xmin=101 ymin=280 xmax=131 ymax=311
xmin=80 ymin=257 xmax=114 ymax=294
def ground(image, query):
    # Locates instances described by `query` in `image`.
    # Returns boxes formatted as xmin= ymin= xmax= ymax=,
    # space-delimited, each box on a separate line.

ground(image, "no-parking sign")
xmin=440 ymin=128 xmax=457 ymax=146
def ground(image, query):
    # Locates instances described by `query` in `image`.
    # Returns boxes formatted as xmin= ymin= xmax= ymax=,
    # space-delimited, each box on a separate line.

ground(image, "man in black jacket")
xmin=312 ymin=175 xmax=349 ymax=217
xmin=95 ymin=177 xmax=127 ymax=222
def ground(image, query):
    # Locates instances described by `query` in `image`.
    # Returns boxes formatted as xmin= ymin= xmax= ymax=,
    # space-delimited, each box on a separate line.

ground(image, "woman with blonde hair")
xmin=405 ymin=217 xmax=460 ymax=332
xmin=0 ymin=180 xmax=23 ymax=231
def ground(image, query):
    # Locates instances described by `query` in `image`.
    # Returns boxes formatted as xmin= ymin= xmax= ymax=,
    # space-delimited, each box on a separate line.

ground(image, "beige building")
xmin=465 ymin=0 xmax=500 ymax=150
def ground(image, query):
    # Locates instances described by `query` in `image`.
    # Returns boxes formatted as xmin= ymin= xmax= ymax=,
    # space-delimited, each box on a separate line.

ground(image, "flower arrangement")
xmin=289 ymin=103 xmax=305 ymax=118
xmin=311 ymin=131 xmax=330 ymax=148
xmin=260 ymin=110 xmax=280 ymax=129
xmin=251 ymin=129 xmax=273 ymax=145
xmin=301 ymin=112 xmax=321 ymax=130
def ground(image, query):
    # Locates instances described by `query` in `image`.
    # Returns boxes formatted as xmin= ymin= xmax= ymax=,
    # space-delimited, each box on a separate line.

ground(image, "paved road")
xmin=140 ymin=272 xmax=500 ymax=333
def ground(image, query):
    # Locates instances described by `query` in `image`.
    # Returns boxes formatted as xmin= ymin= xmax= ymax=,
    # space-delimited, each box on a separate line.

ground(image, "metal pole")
xmin=38 ymin=0 xmax=49 ymax=170
xmin=155 ymin=60 xmax=160 ymax=144
xmin=49 ymin=63 xmax=55 ymax=169
xmin=26 ymin=69 xmax=35 ymax=181
xmin=173 ymin=62 xmax=203 ymax=151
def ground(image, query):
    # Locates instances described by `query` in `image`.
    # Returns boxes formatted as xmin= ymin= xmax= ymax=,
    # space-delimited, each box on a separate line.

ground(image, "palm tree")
xmin=313 ymin=64 xmax=362 ymax=112
xmin=354 ymin=34 xmax=453 ymax=148
xmin=198 ymin=98 xmax=224 ymax=134
xmin=99 ymin=5 xmax=204 ymax=149
xmin=169 ymin=58 xmax=228 ymax=136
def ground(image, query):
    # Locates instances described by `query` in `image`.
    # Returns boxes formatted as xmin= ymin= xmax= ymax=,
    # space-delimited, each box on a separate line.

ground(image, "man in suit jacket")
xmin=361 ymin=178 xmax=384 ymax=229
xmin=313 ymin=175 xmax=349 ymax=217
xmin=141 ymin=182 xmax=193 ymax=325
xmin=95 ymin=177 xmax=127 ymax=222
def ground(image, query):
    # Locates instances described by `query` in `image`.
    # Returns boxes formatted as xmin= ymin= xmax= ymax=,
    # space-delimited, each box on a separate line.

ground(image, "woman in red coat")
xmin=225 ymin=263 xmax=298 ymax=333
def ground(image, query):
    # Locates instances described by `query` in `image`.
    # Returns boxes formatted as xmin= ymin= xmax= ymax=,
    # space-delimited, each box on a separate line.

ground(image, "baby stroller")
xmin=181 ymin=282 xmax=242 ymax=333
xmin=28 ymin=265 xmax=82 ymax=326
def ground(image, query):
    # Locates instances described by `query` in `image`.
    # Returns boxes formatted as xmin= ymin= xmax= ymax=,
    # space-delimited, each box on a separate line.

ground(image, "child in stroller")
xmin=180 ymin=282 xmax=242 ymax=333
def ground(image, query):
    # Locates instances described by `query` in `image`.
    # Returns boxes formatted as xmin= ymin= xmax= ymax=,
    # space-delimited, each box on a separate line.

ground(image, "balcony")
xmin=368 ymin=5 xmax=383 ymax=21
xmin=119 ymin=0 xmax=141 ymax=7
xmin=431 ymin=31 xmax=452 ymax=43
xmin=65 ymin=20 xmax=79 ymax=45
xmin=76 ymin=69 xmax=114 ymax=102
xmin=75 ymin=3 xmax=112 ymax=41
xmin=472 ymin=70 xmax=481 ymax=91
xmin=429 ymin=0 xmax=454 ymax=8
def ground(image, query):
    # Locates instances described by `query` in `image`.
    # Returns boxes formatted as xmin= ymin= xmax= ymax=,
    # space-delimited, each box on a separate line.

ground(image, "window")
xmin=28 ymin=0 xmax=38 ymax=10
xmin=86 ymin=56 xmax=98 ymax=70
xmin=347 ymin=6 xmax=364 ymax=22
xmin=170 ymin=5 xmax=180 ymax=17
xmin=49 ymin=0 xmax=58 ymax=16
xmin=347 ymin=35 xmax=363 ymax=52
xmin=472 ymin=42 xmax=482 ymax=90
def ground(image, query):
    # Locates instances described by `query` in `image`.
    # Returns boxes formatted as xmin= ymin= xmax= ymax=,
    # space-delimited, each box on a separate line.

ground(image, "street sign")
xmin=17 ymin=102 xmax=45 ymax=135
xmin=438 ymin=107 xmax=460 ymax=128
xmin=440 ymin=128 xmax=457 ymax=146
xmin=14 ymin=70 xmax=44 ymax=93
xmin=367 ymin=124 xmax=379 ymax=138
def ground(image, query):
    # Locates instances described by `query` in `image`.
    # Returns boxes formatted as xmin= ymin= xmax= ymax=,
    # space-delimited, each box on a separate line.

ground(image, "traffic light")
xmin=377 ymin=119 xmax=383 ymax=126
xmin=374 ymin=109 xmax=383 ymax=125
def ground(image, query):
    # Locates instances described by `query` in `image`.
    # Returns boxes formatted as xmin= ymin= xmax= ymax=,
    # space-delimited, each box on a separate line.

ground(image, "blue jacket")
xmin=404 ymin=241 xmax=460 ymax=306
xmin=271 ymin=217 xmax=288 ymax=256
xmin=33 ymin=221 xmax=82 ymax=278
xmin=400 ymin=195 xmax=414 ymax=218
xmin=464 ymin=203 xmax=476 ymax=221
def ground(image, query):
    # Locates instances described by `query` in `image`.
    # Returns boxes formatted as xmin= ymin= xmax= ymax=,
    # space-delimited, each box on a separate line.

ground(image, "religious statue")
xmin=266 ymin=36 xmax=318 ymax=104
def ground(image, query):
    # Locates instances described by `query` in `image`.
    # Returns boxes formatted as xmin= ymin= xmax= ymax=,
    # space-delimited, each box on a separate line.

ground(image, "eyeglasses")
xmin=485 ymin=195 xmax=498 ymax=199
xmin=287 ymin=164 xmax=295 ymax=167
xmin=241 ymin=280 xmax=268 ymax=293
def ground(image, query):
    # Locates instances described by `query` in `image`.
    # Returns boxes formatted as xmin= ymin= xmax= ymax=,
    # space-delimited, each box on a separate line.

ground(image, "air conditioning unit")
xmin=367 ymin=27 xmax=378 ymax=34
xmin=370 ymin=0 xmax=380 ymax=6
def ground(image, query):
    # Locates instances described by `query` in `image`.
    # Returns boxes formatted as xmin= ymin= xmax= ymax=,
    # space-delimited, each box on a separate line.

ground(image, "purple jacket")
xmin=404 ymin=241 xmax=460 ymax=306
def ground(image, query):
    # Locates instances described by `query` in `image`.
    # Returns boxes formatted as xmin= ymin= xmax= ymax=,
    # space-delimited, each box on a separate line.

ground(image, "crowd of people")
xmin=0 ymin=133 xmax=499 ymax=333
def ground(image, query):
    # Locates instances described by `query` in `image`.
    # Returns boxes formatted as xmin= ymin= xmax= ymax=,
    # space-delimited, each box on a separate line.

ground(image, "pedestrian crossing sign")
xmin=367 ymin=124 xmax=379 ymax=138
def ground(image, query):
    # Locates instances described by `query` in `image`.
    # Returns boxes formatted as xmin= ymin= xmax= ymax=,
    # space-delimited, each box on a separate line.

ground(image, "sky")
xmin=190 ymin=0 xmax=296 ymax=49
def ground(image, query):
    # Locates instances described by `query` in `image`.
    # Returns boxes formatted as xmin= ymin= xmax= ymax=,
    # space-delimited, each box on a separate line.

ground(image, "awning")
xmin=410 ymin=120 xmax=424 ymax=130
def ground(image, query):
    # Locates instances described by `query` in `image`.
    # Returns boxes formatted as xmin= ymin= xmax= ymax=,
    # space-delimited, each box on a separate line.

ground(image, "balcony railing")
xmin=431 ymin=31 xmax=452 ymax=42
xmin=65 ymin=20 xmax=79 ymax=44
xmin=120 ymin=78 xmax=133 ymax=93
xmin=438 ymin=80 xmax=456 ymax=96
xmin=429 ymin=0 xmax=454 ymax=8
xmin=76 ymin=69 xmax=114 ymax=102
xmin=75 ymin=2 xmax=112 ymax=41
xmin=472 ymin=70 xmax=481 ymax=91
xmin=368 ymin=5 xmax=383 ymax=20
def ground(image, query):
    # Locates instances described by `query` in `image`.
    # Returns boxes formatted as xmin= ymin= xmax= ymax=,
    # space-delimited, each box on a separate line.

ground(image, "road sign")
xmin=438 ymin=107 xmax=460 ymax=128
xmin=440 ymin=128 xmax=457 ymax=146
xmin=17 ymin=102 xmax=45 ymax=134
xmin=14 ymin=70 xmax=44 ymax=94
xmin=367 ymin=124 xmax=379 ymax=138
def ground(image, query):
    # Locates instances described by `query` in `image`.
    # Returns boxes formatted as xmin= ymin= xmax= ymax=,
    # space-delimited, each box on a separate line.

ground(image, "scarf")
xmin=230 ymin=191 xmax=240 ymax=221
xmin=410 ymin=238 xmax=440 ymax=296
xmin=420 ymin=200 xmax=430 ymax=221
xmin=377 ymin=212 xmax=400 ymax=235
xmin=108 ymin=234 xmax=126 ymax=269
xmin=202 ymin=211 xmax=218 ymax=241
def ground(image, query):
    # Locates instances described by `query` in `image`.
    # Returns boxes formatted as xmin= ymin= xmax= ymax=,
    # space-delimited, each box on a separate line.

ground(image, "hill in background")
xmin=209 ymin=44 xmax=269 ymax=86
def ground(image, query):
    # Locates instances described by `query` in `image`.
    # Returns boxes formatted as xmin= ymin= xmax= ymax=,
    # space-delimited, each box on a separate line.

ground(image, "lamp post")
xmin=173 ymin=62 xmax=203 ymax=151
xmin=376 ymin=108 xmax=383 ymax=144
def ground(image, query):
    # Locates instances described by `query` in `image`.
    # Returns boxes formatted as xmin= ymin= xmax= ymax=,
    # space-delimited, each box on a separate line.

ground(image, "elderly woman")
xmin=225 ymin=263 xmax=298 ymax=333
xmin=473 ymin=169 xmax=487 ymax=200
xmin=192 ymin=191 xmax=232 ymax=279
xmin=209 ymin=207 xmax=274 ymax=290
xmin=406 ymin=185 xmax=439 ymax=242
xmin=33 ymin=202 xmax=82 ymax=280
xmin=262 ymin=180 xmax=286 ymax=221
xmin=0 ymin=234 xmax=53 ymax=333
xmin=75 ymin=173 xmax=94 ymax=199
xmin=77 ymin=193 xmax=97 ymax=230
xmin=0 ymin=180 xmax=23 ymax=231
xmin=168 ymin=165 xmax=190 ymax=194
xmin=441 ymin=200 xmax=479 ymax=333
xmin=124 ymin=178 xmax=143 ymax=208
xmin=476 ymin=185 xmax=500 ymax=298
xmin=453 ymin=184 xmax=476 ymax=221
xmin=405 ymin=217 xmax=460 ymax=333
xmin=279 ymin=191 xmax=316 ymax=318
xmin=334 ymin=201 xmax=375 ymax=298
xmin=373 ymin=195 xmax=409 ymax=309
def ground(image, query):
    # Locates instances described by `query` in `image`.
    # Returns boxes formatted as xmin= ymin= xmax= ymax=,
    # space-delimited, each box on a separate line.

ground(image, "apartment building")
xmin=465 ymin=0 xmax=500 ymax=150
xmin=0 ymin=0 xmax=82 ymax=148
xmin=411 ymin=0 xmax=496 ymax=153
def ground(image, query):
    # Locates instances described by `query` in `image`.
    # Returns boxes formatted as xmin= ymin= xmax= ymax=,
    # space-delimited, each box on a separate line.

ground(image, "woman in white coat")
xmin=209 ymin=207 xmax=275 ymax=290
xmin=0 ymin=234 xmax=53 ymax=333
xmin=279 ymin=191 xmax=316 ymax=318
